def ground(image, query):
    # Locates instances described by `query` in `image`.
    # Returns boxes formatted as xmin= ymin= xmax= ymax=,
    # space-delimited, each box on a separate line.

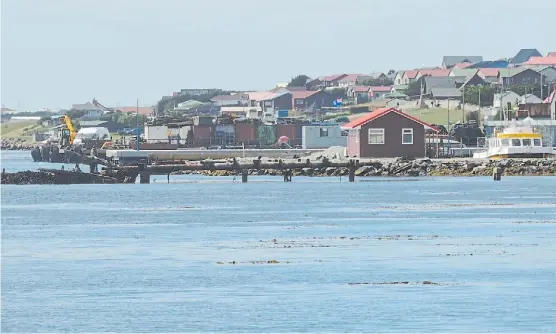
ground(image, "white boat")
xmin=473 ymin=119 xmax=554 ymax=159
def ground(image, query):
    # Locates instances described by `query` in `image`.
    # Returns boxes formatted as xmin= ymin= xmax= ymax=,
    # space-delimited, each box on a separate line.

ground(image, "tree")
xmin=37 ymin=115 xmax=51 ymax=125
xmin=287 ymin=74 xmax=310 ymax=87
xmin=461 ymin=85 xmax=497 ymax=107
xmin=404 ymin=78 xmax=424 ymax=97
xmin=387 ymin=69 xmax=396 ymax=75
xmin=360 ymin=77 xmax=394 ymax=86
xmin=156 ymin=90 xmax=226 ymax=115
xmin=66 ymin=108 xmax=87 ymax=119
xmin=328 ymin=88 xmax=348 ymax=99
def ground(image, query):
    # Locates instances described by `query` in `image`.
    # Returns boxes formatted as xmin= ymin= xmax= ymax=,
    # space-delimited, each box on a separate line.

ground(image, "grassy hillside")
xmin=1 ymin=120 xmax=47 ymax=141
xmin=405 ymin=108 xmax=464 ymax=127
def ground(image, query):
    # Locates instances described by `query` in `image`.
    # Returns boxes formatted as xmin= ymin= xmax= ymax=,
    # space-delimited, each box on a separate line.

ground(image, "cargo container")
xmin=277 ymin=124 xmax=301 ymax=147
xmin=277 ymin=110 xmax=289 ymax=118
xmin=144 ymin=125 xmax=169 ymax=143
xmin=193 ymin=125 xmax=213 ymax=147
xmin=214 ymin=124 xmax=235 ymax=145
xmin=257 ymin=124 xmax=277 ymax=147
xmin=235 ymin=122 xmax=258 ymax=146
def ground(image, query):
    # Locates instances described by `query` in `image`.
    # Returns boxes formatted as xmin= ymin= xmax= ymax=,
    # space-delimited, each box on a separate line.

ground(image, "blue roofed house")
xmin=509 ymin=48 xmax=542 ymax=66
xmin=467 ymin=60 xmax=509 ymax=69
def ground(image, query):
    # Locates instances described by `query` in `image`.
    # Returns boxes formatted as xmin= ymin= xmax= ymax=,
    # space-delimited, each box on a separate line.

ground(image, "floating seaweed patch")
xmin=216 ymin=259 xmax=290 ymax=265
xmin=348 ymin=281 xmax=456 ymax=286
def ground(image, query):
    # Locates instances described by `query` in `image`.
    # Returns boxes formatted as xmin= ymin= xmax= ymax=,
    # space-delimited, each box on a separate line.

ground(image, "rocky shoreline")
xmin=176 ymin=158 xmax=556 ymax=177
xmin=2 ymin=157 xmax=556 ymax=185
xmin=1 ymin=140 xmax=36 ymax=150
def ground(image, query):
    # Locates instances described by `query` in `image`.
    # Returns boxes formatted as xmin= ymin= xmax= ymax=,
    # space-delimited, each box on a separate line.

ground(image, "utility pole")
xmin=540 ymin=72 xmax=543 ymax=100
xmin=447 ymin=98 xmax=451 ymax=156
xmin=462 ymin=85 xmax=465 ymax=123
xmin=136 ymin=98 xmax=140 ymax=151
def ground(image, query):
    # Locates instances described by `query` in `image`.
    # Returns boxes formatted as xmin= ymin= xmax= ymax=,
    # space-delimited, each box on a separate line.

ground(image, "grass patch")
xmin=405 ymin=108 xmax=464 ymax=127
xmin=0 ymin=121 xmax=38 ymax=138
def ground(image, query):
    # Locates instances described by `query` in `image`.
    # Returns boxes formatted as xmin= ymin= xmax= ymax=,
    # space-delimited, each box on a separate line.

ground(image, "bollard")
xmin=167 ymin=173 xmax=170 ymax=183
xmin=241 ymin=169 xmax=248 ymax=183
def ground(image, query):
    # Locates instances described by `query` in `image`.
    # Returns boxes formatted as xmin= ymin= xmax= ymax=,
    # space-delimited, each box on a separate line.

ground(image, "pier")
xmin=103 ymin=157 xmax=361 ymax=184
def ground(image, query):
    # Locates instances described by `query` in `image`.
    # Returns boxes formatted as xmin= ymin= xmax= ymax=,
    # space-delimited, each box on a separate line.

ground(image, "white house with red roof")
xmin=369 ymin=86 xmax=393 ymax=99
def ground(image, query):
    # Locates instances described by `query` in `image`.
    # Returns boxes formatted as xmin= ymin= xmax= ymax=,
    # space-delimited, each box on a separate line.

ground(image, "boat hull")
xmin=487 ymin=153 xmax=554 ymax=160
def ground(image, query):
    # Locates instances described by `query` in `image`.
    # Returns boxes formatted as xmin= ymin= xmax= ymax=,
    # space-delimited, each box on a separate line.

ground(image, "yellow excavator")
xmin=59 ymin=115 xmax=77 ymax=147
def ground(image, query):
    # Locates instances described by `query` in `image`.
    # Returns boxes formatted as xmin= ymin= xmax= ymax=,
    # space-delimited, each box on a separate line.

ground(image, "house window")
xmin=295 ymin=99 xmax=304 ymax=105
xmin=402 ymin=128 xmax=413 ymax=144
xmin=320 ymin=128 xmax=329 ymax=137
xmin=341 ymin=130 xmax=348 ymax=137
xmin=264 ymin=101 xmax=272 ymax=107
xmin=368 ymin=128 xmax=384 ymax=144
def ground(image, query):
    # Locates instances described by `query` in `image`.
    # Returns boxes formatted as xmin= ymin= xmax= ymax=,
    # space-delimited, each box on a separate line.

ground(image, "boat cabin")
xmin=473 ymin=121 xmax=553 ymax=159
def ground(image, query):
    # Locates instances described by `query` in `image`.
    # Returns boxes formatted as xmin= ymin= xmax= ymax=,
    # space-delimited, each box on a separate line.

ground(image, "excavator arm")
xmin=60 ymin=115 xmax=77 ymax=144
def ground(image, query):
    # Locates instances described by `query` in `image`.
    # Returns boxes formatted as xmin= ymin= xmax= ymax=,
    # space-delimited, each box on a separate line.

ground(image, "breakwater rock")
xmin=178 ymin=158 xmax=556 ymax=177
xmin=1 ymin=170 xmax=120 ymax=185
xmin=1 ymin=171 xmax=56 ymax=184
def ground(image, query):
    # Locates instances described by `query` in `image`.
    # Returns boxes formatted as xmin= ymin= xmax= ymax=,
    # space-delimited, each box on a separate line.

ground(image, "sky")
xmin=1 ymin=0 xmax=555 ymax=111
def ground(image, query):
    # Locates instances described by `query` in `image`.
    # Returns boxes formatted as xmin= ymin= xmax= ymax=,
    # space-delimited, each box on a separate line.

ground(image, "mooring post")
xmin=241 ymin=169 xmax=248 ymax=183
xmin=167 ymin=173 xmax=170 ymax=183
xmin=493 ymin=166 xmax=501 ymax=181
xmin=348 ymin=159 xmax=356 ymax=182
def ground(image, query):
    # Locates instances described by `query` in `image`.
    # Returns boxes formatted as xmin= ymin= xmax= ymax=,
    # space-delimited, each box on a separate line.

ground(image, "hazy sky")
xmin=1 ymin=0 xmax=555 ymax=110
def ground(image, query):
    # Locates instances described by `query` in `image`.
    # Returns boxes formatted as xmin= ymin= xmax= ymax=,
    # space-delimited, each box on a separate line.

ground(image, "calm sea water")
xmin=2 ymin=150 xmax=556 ymax=332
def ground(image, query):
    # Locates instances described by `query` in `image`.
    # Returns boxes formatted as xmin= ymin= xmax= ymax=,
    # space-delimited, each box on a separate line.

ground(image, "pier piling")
xmin=241 ymin=169 xmax=248 ymax=183
xmin=493 ymin=166 xmax=502 ymax=181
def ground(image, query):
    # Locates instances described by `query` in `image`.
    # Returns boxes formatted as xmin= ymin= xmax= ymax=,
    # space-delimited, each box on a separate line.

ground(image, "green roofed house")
xmin=175 ymin=99 xmax=207 ymax=111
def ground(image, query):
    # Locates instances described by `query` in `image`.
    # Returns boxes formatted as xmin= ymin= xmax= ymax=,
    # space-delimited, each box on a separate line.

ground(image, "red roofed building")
xmin=415 ymin=69 xmax=451 ymax=80
xmin=401 ymin=70 xmax=420 ymax=84
xmin=342 ymin=107 xmax=438 ymax=158
xmin=523 ymin=56 xmax=556 ymax=69
xmin=118 ymin=106 xmax=154 ymax=116
xmin=547 ymin=52 xmax=556 ymax=57
xmin=453 ymin=62 xmax=473 ymax=69
xmin=321 ymin=74 xmax=348 ymax=88
xmin=347 ymin=86 xmax=371 ymax=101
xmin=369 ymin=86 xmax=393 ymax=98
xmin=477 ymin=68 xmax=500 ymax=83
